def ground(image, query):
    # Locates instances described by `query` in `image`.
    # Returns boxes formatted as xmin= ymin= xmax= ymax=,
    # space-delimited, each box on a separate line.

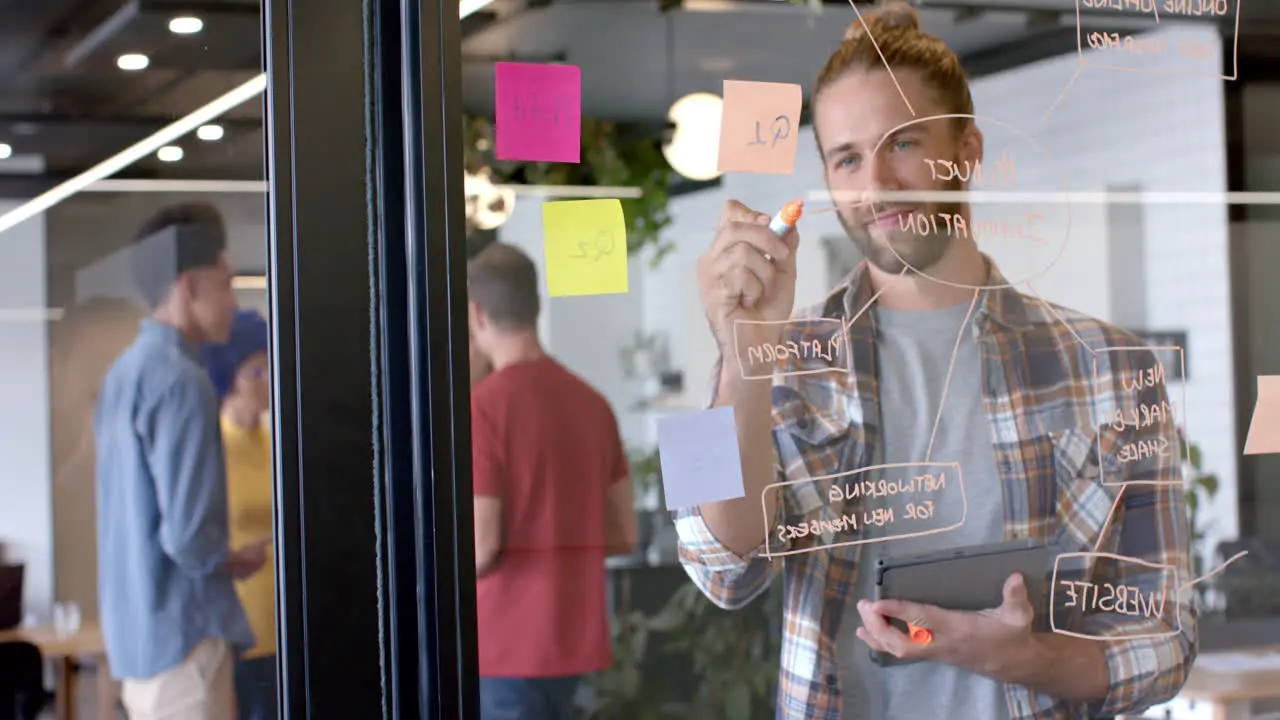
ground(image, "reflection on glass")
xmin=0 ymin=2 xmax=272 ymax=718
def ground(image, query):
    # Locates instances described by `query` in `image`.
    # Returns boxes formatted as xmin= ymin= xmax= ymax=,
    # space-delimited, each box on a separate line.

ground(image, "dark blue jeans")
xmin=234 ymin=655 xmax=278 ymax=720
xmin=479 ymin=676 xmax=582 ymax=720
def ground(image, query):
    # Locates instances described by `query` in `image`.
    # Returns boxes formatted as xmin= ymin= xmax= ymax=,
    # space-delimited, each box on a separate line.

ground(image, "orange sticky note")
xmin=716 ymin=80 xmax=803 ymax=175
xmin=1244 ymin=376 xmax=1280 ymax=455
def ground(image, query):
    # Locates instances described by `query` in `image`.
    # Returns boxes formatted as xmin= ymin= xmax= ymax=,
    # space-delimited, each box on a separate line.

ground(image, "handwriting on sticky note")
xmin=748 ymin=114 xmax=792 ymax=148
xmin=567 ymin=230 xmax=616 ymax=262
xmin=541 ymin=199 xmax=628 ymax=297
xmin=1245 ymin=376 xmax=1280 ymax=455
xmin=494 ymin=62 xmax=581 ymax=164
xmin=656 ymin=406 xmax=745 ymax=511
xmin=717 ymin=80 xmax=803 ymax=175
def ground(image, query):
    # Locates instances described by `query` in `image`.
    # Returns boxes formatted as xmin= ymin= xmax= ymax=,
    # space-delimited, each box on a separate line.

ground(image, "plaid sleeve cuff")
xmin=1080 ymin=612 xmax=1195 ymax=716
xmin=674 ymin=504 xmax=787 ymax=572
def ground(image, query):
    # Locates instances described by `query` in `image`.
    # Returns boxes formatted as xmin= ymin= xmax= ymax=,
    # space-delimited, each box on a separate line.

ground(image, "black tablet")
xmin=868 ymin=538 xmax=1051 ymax=667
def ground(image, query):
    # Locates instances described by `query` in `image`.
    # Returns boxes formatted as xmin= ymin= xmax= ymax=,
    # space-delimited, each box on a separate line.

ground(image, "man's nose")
xmin=864 ymin=153 xmax=904 ymax=206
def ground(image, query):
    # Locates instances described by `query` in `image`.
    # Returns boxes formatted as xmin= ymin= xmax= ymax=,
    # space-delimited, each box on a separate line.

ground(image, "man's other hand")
xmin=855 ymin=572 xmax=1036 ymax=680
xmin=227 ymin=541 xmax=269 ymax=580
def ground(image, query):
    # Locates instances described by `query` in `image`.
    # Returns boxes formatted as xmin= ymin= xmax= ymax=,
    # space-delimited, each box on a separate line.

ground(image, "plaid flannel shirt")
xmin=675 ymin=260 xmax=1196 ymax=720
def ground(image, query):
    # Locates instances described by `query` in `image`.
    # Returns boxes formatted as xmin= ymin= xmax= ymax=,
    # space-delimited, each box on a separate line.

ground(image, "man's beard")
xmin=837 ymin=176 xmax=965 ymax=275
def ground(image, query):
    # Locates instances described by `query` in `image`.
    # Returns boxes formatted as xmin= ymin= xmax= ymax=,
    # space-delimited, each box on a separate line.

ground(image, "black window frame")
xmin=262 ymin=0 xmax=477 ymax=716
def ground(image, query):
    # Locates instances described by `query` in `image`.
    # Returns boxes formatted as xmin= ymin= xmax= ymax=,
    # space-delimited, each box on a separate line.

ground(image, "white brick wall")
xmin=970 ymin=23 xmax=1238 ymax=562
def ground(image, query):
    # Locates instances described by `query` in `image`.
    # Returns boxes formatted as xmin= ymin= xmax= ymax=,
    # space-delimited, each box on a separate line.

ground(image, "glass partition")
xmin=0 ymin=1 xmax=400 ymax=717
xmin=447 ymin=1 xmax=1278 ymax=718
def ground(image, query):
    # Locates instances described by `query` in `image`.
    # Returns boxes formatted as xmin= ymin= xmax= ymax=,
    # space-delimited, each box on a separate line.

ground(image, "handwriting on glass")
xmin=568 ymin=231 xmax=616 ymax=262
xmin=748 ymin=115 xmax=793 ymax=148
xmin=896 ymin=210 xmax=1047 ymax=245
xmin=1112 ymin=362 xmax=1175 ymax=463
xmin=924 ymin=149 xmax=1016 ymax=187
xmin=1085 ymin=32 xmax=1219 ymax=59
xmin=745 ymin=333 xmax=843 ymax=366
xmin=511 ymin=92 xmax=570 ymax=126
xmin=1080 ymin=0 xmax=1228 ymax=13
xmin=1059 ymin=579 xmax=1169 ymax=619
xmin=773 ymin=472 xmax=948 ymax=542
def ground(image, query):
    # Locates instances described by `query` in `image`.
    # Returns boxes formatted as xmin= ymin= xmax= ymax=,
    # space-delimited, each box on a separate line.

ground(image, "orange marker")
xmin=907 ymin=623 xmax=933 ymax=646
xmin=767 ymin=199 xmax=804 ymax=237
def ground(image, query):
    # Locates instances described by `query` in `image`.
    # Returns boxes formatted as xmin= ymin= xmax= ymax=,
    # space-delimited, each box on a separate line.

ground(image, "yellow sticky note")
xmin=542 ymin=199 xmax=629 ymax=297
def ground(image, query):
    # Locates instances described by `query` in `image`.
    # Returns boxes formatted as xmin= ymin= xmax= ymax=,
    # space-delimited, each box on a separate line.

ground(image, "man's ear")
xmin=467 ymin=300 xmax=486 ymax=331
xmin=961 ymin=123 xmax=984 ymax=168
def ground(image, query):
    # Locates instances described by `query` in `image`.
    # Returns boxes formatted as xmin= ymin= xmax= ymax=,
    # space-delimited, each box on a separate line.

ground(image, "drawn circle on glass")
xmin=865 ymin=113 xmax=1070 ymax=290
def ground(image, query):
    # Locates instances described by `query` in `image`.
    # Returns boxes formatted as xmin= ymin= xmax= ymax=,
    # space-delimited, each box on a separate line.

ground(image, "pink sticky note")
xmin=494 ymin=62 xmax=581 ymax=164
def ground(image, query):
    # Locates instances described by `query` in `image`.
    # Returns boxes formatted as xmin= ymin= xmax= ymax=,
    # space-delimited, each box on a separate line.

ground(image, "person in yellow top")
xmin=201 ymin=309 xmax=276 ymax=720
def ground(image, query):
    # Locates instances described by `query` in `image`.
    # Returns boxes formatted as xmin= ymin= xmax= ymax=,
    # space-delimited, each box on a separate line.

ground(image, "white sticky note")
xmin=1244 ymin=376 xmax=1280 ymax=455
xmin=656 ymin=406 xmax=745 ymax=511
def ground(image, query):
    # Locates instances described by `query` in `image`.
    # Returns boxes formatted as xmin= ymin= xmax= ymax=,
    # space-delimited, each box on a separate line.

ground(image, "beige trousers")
xmin=121 ymin=638 xmax=236 ymax=720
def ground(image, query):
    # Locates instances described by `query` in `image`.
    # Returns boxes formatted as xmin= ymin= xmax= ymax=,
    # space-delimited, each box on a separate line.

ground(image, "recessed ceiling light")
xmin=196 ymin=124 xmax=224 ymax=141
xmin=169 ymin=16 xmax=203 ymax=34
xmin=157 ymin=145 xmax=184 ymax=162
xmin=117 ymin=53 xmax=149 ymax=71
xmin=0 ymin=144 xmax=11 ymax=160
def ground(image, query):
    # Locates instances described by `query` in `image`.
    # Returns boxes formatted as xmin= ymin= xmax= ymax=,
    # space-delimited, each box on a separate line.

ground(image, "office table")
xmin=1178 ymin=646 xmax=1280 ymax=720
xmin=0 ymin=621 xmax=116 ymax=720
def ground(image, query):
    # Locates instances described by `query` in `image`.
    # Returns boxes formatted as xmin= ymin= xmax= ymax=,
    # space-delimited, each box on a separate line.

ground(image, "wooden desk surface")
xmin=0 ymin=621 xmax=105 ymax=658
xmin=1180 ymin=645 xmax=1280 ymax=703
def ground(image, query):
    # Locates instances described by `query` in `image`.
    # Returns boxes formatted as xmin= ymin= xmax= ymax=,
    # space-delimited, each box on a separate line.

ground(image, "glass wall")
xmin=0 ymin=0 xmax=411 ymax=716
xmin=0 ymin=2 xmax=279 ymax=715
xmin=451 ymin=1 xmax=1278 ymax=718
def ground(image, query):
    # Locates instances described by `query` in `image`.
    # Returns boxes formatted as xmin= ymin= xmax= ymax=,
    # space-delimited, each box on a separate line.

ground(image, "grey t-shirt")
xmin=838 ymin=301 xmax=1009 ymax=720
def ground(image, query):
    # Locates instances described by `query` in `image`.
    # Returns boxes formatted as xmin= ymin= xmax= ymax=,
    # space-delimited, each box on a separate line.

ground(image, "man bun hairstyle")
xmin=816 ymin=0 xmax=974 ymax=146
xmin=843 ymin=0 xmax=920 ymax=40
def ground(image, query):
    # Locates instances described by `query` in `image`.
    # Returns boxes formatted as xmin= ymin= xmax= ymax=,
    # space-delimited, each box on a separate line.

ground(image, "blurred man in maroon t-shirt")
xmin=467 ymin=243 xmax=637 ymax=719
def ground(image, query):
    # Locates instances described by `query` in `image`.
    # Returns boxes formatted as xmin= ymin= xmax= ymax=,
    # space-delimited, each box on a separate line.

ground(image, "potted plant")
xmin=462 ymin=115 xmax=676 ymax=266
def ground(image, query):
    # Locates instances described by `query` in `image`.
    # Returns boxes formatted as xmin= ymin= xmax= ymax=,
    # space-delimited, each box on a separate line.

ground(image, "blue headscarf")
xmin=201 ymin=310 xmax=269 ymax=399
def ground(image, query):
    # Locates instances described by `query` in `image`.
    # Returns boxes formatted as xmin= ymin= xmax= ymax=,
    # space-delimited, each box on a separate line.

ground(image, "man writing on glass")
xmin=675 ymin=3 xmax=1195 ymax=719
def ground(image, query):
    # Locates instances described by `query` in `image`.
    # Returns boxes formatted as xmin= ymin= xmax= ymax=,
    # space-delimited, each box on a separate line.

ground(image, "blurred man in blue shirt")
xmin=95 ymin=203 xmax=266 ymax=720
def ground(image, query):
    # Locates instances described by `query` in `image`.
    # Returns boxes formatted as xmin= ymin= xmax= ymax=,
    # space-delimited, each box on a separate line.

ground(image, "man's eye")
xmin=837 ymin=155 xmax=860 ymax=170
xmin=893 ymin=139 xmax=915 ymax=151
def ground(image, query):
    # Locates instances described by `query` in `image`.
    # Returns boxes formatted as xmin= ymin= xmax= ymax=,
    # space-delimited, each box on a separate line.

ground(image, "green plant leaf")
xmin=1197 ymin=474 xmax=1220 ymax=497
xmin=725 ymin=684 xmax=752 ymax=720
xmin=1186 ymin=489 xmax=1199 ymax=515
xmin=1188 ymin=443 xmax=1203 ymax=470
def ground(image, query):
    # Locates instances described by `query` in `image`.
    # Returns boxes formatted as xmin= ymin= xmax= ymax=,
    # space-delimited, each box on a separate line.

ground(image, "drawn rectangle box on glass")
xmin=1049 ymin=551 xmax=1182 ymax=641
xmin=1074 ymin=0 xmax=1241 ymax=81
xmin=1129 ymin=331 xmax=1189 ymax=381
xmin=760 ymin=461 xmax=966 ymax=559
xmin=732 ymin=318 xmax=852 ymax=380
xmin=1092 ymin=345 xmax=1189 ymax=486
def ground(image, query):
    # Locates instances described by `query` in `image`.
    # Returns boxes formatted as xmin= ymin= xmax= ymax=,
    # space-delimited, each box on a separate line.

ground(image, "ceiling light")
xmin=663 ymin=92 xmax=724 ymax=182
xmin=169 ymin=16 xmax=204 ymax=34
xmin=0 ymin=73 xmax=265 ymax=235
xmin=459 ymin=0 xmax=495 ymax=18
xmin=157 ymin=146 xmax=184 ymax=162
xmin=196 ymin=124 xmax=224 ymax=141
xmin=464 ymin=168 xmax=515 ymax=230
xmin=117 ymin=53 xmax=149 ymax=71
xmin=0 ymin=144 xmax=11 ymax=160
